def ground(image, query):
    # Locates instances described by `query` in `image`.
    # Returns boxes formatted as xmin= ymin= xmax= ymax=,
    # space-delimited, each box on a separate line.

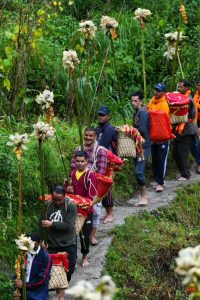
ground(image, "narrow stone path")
xmin=50 ymin=171 xmax=200 ymax=299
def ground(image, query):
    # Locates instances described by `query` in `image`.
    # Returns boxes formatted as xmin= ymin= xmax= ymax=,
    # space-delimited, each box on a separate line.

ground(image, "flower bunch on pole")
xmin=164 ymin=31 xmax=186 ymax=78
xmin=78 ymin=20 xmax=97 ymax=124
xmin=134 ymin=8 xmax=152 ymax=102
xmin=14 ymin=235 xmax=36 ymax=300
xmin=7 ymin=134 xmax=29 ymax=300
xmin=62 ymin=50 xmax=83 ymax=148
xmin=169 ymin=0 xmax=188 ymax=90
xmin=35 ymin=89 xmax=54 ymax=123
xmin=100 ymin=16 xmax=118 ymax=40
xmin=65 ymin=275 xmax=117 ymax=299
xmin=32 ymin=122 xmax=55 ymax=241
xmin=175 ymin=245 xmax=200 ymax=298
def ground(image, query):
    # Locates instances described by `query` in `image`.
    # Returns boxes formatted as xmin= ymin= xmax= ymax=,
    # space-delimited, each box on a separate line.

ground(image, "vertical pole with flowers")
xmin=35 ymin=89 xmax=68 ymax=177
xmin=7 ymin=133 xmax=29 ymax=300
xmin=169 ymin=1 xmax=188 ymax=90
xmin=63 ymin=50 xmax=83 ymax=148
xmin=32 ymin=122 xmax=55 ymax=240
xmin=99 ymin=16 xmax=127 ymax=123
xmin=79 ymin=20 xmax=97 ymax=125
xmin=134 ymin=8 xmax=152 ymax=102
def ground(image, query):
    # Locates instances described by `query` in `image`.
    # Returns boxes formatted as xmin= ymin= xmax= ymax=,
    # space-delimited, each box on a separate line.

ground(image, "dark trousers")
xmin=173 ymin=135 xmax=194 ymax=178
xmin=151 ymin=141 xmax=169 ymax=185
xmin=48 ymin=244 xmax=77 ymax=282
xmin=79 ymin=212 xmax=93 ymax=255
xmin=102 ymin=189 xmax=113 ymax=208
xmin=134 ymin=146 xmax=151 ymax=186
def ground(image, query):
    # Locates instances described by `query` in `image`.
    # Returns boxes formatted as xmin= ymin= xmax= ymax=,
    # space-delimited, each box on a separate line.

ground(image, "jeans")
xmin=134 ymin=146 xmax=151 ymax=186
xmin=191 ymin=137 xmax=200 ymax=165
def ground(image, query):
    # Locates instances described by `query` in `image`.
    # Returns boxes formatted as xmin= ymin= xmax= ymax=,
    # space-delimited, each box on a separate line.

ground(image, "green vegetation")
xmin=105 ymin=183 xmax=200 ymax=299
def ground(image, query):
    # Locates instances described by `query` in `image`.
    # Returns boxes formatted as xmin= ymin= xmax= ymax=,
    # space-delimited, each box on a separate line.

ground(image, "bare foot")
xmin=90 ymin=237 xmax=99 ymax=246
xmin=103 ymin=215 xmax=114 ymax=224
xmin=81 ymin=256 xmax=89 ymax=267
xmin=135 ymin=196 xmax=148 ymax=207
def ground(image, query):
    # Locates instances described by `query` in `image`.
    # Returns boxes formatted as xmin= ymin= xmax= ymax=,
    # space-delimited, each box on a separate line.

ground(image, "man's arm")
xmin=98 ymin=126 xmax=116 ymax=149
xmin=138 ymin=110 xmax=148 ymax=137
xmin=96 ymin=148 xmax=107 ymax=175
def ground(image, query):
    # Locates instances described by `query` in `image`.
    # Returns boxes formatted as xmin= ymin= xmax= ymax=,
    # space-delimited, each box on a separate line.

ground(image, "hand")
xmin=15 ymin=279 xmax=23 ymax=288
xmin=66 ymin=186 xmax=74 ymax=193
xmin=41 ymin=220 xmax=53 ymax=228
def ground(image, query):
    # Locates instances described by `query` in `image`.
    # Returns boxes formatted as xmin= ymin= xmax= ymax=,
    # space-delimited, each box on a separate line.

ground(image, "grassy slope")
xmin=104 ymin=183 xmax=200 ymax=300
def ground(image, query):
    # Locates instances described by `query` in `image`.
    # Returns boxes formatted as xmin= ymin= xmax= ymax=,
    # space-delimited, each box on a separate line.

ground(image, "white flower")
xmin=7 ymin=133 xmax=29 ymax=150
xmin=100 ymin=16 xmax=118 ymax=33
xmin=164 ymin=31 xmax=186 ymax=42
xmin=134 ymin=8 xmax=152 ymax=22
xmin=36 ymin=89 xmax=54 ymax=110
xmin=32 ymin=121 xmax=55 ymax=141
xmin=84 ymin=292 xmax=101 ymax=300
xmin=15 ymin=234 xmax=36 ymax=254
xmin=175 ymin=245 xmax=200 ymax=286
xmin=63 ymin=50 xmax=80 ymax=71
xmin=163 ymin=46 xmax=176 ymax=60
xmin=79 ymin=20 xmax=97 ymax=39
xmin=65 ymin=280 xmax=94 ymax=298
xmin=97 ymin=275 xmax=117 ymax=298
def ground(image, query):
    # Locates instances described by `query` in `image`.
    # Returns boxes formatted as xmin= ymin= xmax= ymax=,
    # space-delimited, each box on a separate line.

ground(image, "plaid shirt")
xmin=71 ymin=144 xmax=107 ymax=175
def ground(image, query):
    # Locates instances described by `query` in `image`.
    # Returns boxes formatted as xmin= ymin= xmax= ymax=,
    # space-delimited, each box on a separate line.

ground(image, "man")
xmin=41 ymin=185 xmax=77 ymax=299
xmin=70 ymin=127 xmax=107 ymax=245
xmin=95 ymin=106 xmax=117 ymax=222
xmin=69 ymin=150 xmax=97 ymax=267
xmin=192 ymin=79 xmax=200 ymax=173
xmin=173 ymin=79 xmax=197 ymax=180
xmin=14 ymin=232 xmax=52 ymax=300
xmin=131 ymin=91 xmax=151 ymax=205
xmin=147 ymin=83 xmax=170 ymax=192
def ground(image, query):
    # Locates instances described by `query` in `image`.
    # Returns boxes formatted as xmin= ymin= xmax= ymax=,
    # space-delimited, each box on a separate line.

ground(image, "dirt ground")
xmin=49 ymin=171 xmax=200 ymax=299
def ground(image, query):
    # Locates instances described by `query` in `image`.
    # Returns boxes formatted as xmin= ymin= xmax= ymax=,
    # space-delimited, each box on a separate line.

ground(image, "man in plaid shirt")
xmin=70 ymin=127 xmax=107 ymax=245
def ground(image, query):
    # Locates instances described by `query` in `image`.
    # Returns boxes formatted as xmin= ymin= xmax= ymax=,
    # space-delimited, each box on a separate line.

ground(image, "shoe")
xmin=156 ymin=185 xmax=164 ymax=192
xmin=177 ymin=176 xmax=187 ymax=181
xmin=135 ymin=202 xmax=147 ymax=207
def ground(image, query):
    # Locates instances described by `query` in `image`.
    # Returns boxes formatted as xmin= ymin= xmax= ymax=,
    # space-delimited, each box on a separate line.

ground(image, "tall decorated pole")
xmin=167 ymin=0 xmax=187 ymax=91
xmin=79 ymin=20 xmax=97 ymax=125
xmin=7 ymin=133 xmax=29 ymax=300
xmin=63 ymin=50 xmax=83 ymax=148
xmin=32 ymin=121 xmax=55 ymax=241
xmin=134 ymin=8 xmax=152 ymax=103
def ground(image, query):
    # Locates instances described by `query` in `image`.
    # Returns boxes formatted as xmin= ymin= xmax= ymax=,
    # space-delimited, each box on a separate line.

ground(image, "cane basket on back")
xmin=117 ymin=130 xmax=136 ymax=158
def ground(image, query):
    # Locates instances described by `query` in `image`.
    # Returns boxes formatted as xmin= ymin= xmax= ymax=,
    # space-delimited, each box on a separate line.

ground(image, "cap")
xmin=97 ymin=106 xmax=110 ymax=115
xmin=53 ymin=185 xmax=65 ymax=195
xmin=154 ymin=83 xmax=167 ymax=92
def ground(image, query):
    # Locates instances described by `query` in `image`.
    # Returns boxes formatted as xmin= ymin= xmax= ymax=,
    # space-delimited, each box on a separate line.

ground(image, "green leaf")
xmin=3 ymin=78 xmax=10 ymax=91
xmin=3 ymin=59 xmax=11 ymax=72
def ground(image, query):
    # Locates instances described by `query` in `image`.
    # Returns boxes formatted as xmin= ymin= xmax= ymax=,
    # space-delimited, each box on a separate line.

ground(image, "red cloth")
xmin=65 ymin=194 xmax=92 ymax=218
xmin=95 ymin=173 xmax=113 ymax=198
xmin=49 ymin=253 xmax=68 ymax=271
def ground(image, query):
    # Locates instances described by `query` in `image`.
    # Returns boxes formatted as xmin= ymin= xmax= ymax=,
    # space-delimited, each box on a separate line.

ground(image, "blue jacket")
xmin=26 ymin=248 xmax=52 ymax=300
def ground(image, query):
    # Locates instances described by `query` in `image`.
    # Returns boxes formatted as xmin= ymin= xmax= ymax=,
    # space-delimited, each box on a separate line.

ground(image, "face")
xmin=153 ymin=88 xmax=165 ymax=99
xmin=196 ymin=82 xmax=200 ymax=93
xmin=52 ymin=192 xmax=65 ymax=207
xmin=84 ymin=130 xmax=96 ymax=146
xmin=34 ymin=241 xmax=39 ymax=251
xmin=131 ymin=96 xmax=142 ymax=109
xmin=178 ymin=82 xmax=188 ymax=94
xmin=75 ymin=156 xmax=87 ymax=171
xmin=98 ymin=113 xmax=109 ymax=124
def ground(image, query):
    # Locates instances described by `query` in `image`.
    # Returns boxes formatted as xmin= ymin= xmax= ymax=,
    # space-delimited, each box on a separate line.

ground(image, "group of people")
xmin=14 ymin=78 xmax=200 ymax=299
xmin=131 ymin=79 xmax=200 ymax=205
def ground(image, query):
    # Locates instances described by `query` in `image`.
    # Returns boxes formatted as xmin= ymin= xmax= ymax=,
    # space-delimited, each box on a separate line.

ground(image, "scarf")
xmin=147 ymin=95 xmax=169 ymax=115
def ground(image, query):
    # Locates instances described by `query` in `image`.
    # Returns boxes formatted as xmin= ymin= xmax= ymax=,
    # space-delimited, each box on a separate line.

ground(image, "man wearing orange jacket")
xmin=192 ymin=79 xmax=200 ymax=173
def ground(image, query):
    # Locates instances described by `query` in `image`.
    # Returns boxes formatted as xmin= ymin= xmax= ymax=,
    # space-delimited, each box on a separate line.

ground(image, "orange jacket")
xmin=147 ymin=95 xmax=169 ymax=115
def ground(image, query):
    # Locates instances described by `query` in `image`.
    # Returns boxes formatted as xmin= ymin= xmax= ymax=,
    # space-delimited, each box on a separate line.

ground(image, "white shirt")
xmin=26 ymin=246 xmax=41 ymax=283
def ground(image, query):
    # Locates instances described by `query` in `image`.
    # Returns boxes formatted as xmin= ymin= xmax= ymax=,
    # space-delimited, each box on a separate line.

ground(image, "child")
xmin=14 ymin=232 xmax=52 ymax=300
xmin=68 ymin=150 xmax=97 ymax=267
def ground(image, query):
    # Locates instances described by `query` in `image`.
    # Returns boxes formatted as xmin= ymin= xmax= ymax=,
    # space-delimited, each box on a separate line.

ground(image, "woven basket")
xmin=48 ymin=265 xmax=68 ymax=290
xmin=170 ymin=114 xmax=188 ymax=125
xmin=75 ymin=214 xmax=85 ymax=234
xmin=117 ymin=131 xmax=136 ymax=158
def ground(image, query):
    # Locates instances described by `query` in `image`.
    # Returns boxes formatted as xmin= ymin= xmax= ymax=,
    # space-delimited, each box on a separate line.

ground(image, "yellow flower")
xmin=53 ymin=1 xmax=57 ymax=5
xmin=58 ymin=1 xmax=62 ymax=5
xmin=68 ymin=0 xmax=74 ymax=5
xmin=180 ymin=3 xmax=188 ymax=24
